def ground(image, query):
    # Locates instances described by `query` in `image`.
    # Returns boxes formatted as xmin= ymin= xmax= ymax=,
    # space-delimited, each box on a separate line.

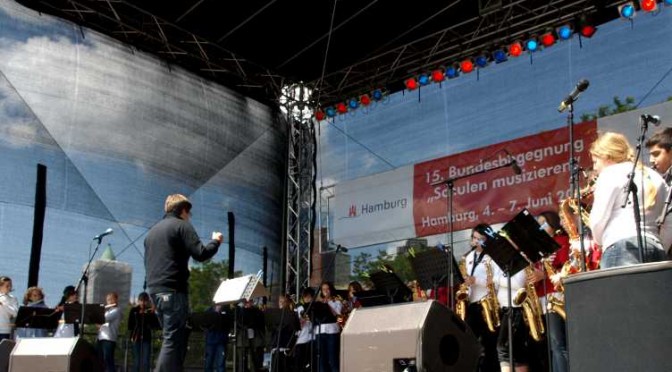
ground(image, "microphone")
xmin=502 ymin=149 xmax=522 ymax=175
xmin=641 ymin=114 xmax=661 ymax=126
xmin=93 ymin=228 xmax=114 ymax=241
xmin=558 ymin=79 xmax=590 ymax=112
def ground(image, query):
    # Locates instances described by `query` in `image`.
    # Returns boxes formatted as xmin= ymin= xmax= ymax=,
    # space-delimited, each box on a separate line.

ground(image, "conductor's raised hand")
xmin=212 ymin=232 xmax=224 ymax=243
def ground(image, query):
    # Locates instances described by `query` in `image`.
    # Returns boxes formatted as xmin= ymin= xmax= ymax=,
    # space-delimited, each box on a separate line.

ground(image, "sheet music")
xmin=212 ymin=270 xmax=268 ymax=305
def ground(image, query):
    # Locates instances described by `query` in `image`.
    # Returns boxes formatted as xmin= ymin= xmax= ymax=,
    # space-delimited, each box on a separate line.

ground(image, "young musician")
xmin=494 ymin=260 xmax=530 ymax=372
xmin=128 ymin=292 xmax=158 ymax=372
xmin=317 ymin=281 xmax=342 ymax=372
xmin=294 ymin=288 xmax=316 ymax=372
xmin=54 ymin=285 xmax=79 ymax=338
xmin=0 ymin=277 xmax=18 ymax=341
xmin=589 ymin=132 xmax=668 ymax=268
xmin=98 ymin=292 xmax=122 ymax=372
xmin=464 ymin=224 xmax=500 ymax=372
xmin=645 ymin=127 xmax=672 ymax=254
xmin=16 ymin=286 xmax=49 ymax=338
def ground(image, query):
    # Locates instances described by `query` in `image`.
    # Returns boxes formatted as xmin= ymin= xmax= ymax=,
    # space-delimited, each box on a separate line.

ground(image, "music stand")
xmin=501 ymin=209 xmax=560 ymax=262
xmin=409 ymin=249 xmax=463 ymax=305
xmin=64 ymin=303 xmax=106 ymax=325
xmin=15 ymin=307 xmax=60 ymax=330
xmin=369 ymin=270 xmax=413 ymax=304
xmin=355 ymin=290 xmax=389 ymax=307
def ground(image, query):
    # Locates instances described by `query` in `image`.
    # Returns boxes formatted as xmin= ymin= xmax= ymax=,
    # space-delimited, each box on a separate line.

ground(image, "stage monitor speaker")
xmin=0 ymin=339 xmax=15 ymax=372
xmin=9 ymin=337 xmax=100 ymax=372
xmin=565 ymin=261 xmax=672 ymax=372
xmin=340 ymin=300 xmax=479 ymax=372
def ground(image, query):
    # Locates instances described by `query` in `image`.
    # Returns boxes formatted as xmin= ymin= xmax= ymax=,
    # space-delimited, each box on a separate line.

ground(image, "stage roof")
xmin=16 ymin=0 xmax=622 ymax=107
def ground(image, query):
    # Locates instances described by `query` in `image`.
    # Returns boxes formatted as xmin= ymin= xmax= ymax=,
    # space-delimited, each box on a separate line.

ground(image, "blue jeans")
xmin=601 ymin=236 xmax=667 ymax=269
xmin=97 ymin=340 xmax=116 ymax=372
xmin=132 ymin=339 xmax=152 ymax=372
xmin=151 ymin=292 xmax=189 ymax=372
xmin=204 ymin=343 xmax=226 ymax=372
xmin=316 ymin=333 xmax=339 ymax=372
xmin=547 ymin=312 xmax=568 ymax=372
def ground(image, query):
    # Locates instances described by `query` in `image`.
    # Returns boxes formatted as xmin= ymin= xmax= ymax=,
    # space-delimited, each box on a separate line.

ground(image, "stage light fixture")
xmin=618 ymin=2 xmax=636 ymax=18
xmin=665 ymin=0 xmax=672 ymax=6
xmin=372 ymin=89 xmax=384 ymax=101
xmin=540 ymin=30 xmax=556 ymax=47
xmin=445 ymin=64 xmax=459 ymax=79
xmin=405 ymin=77 xmax=418 ymax=90
xmin=348 ymin=98 xmax=359 ymax=110
xmin=525 ymin=37 xmax=539 ymax=52
xmin=556 ymin=24 xmax=573 ymax=40
xmin=640 ymin=0 xmax=658 ymax=11
xmin=509 ymin=41 xmax=523 ymax=57
xmin=336 ymin=102 xmax=348 ymax=114
xmin=577 ymin=16 xmax=597 ymax=38
xmin=474 ymin=53 xmax=489 ymax=68
xmin=325 ymin=106 xmax=337 ymax=118
xmin=431 ymin=69 xmax=445 ymax=82
xmin=360 ymin=94 xmax=371 ymax=106
xmin=418 ymin=74 xmax=430 ymax=86
xmin=460 ymin=59 xmax=474 ymax=74
xmin=492 ymin=48 xmax=507 ymax=63
xmin=315 ymin=110 xmax=326 ymax=121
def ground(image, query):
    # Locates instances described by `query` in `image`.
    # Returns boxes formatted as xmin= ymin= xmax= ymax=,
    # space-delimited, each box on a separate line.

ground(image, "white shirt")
xmin=0 ymin=293 xmax=19 ymax=334
xmin=464 ymin=249 xmax=492 ymax=303
xmin=494 ymin=266 xmax=527 ymax=309
xmin=590 ymin=162 xmax=666 ymax=249
xmin=314 ymin=299 xmax=342 ymax=335
xmin=98 ymin=305 xmax=122 ymax=342
xmin=295 ymin=305 xmax=313 ymax=344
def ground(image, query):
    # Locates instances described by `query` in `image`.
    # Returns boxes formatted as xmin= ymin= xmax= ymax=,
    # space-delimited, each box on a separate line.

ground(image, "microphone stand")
xmin=432 ymin=160 xmax=518 ymax=312
xmin=621 ymin=115 xmax=652 ymax=263
xmin=75 ymin=234 xmax=106 ymax=330
xmin=566 ymin=102 xmax=589 ymax=271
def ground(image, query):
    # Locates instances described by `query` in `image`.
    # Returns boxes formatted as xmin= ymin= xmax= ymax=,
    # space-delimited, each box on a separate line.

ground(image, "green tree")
xmin=350 ymin=245 xmax=428 ymax=287
xmin=580 ymin=96 xmax=637 ymax=122
xmin=188 ymin=260 xmax=241 ymax=312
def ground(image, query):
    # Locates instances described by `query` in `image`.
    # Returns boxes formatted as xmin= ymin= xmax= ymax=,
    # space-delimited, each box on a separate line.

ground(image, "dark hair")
xmin=59 ymin=285 xmax=77 ymax=306
xmin=137 ymin=292 xmax=150 ymax=302
xmin=302 ymin=287 xmax=315 ymax=297
xmin=471 ymin=223 xmax=492 ymax=238
xmin=645 ymin=127 xmax=672 ymax=150
xmin=348 ymin=281 xmax=363 ymax=293
xmin=538 ymin=210 xmax=566 ymax=235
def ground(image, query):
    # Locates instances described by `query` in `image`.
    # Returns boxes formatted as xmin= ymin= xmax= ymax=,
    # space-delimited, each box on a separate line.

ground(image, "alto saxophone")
xmin=455 ymin=256 xmax=469 ymax=321
xmin=542 ymin=259 xmax=567 ymax=321
xmin=513 ymin=266 xmax=545 ymax=341
xmin=479 ymin=259 xmax=500 ymax=332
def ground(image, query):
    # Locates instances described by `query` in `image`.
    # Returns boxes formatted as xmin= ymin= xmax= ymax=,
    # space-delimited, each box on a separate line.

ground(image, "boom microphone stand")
xmin=75 ymin=230 xmax=111 ymax=328
xmin=566 ymin=101 xmax=589 ymax=272
xmin=432 ymin=158 xmax=520 ymax=312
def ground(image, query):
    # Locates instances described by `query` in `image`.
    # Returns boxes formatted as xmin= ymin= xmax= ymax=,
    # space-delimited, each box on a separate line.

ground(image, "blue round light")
xmin=558 ymin=26 xmax=572 ymax=40
xmin=418 ymin=74 xmax=430 ymax=86
xmin=325 ymin=107 xmax=337 ymax=117
xmin=620 ymin=4 xmax=635 ymax=18
xmin=446 ymin=66 xmax=458 ymax=78
xmin=372 ymin=89 xmax=383 ymax=101
xmin=475 ymin=55 xmax=488 ymax=68
xmin=526 ymin=39 xmax=538 ymax=52
xmin=493 ymin=50 xmax=507 ymax=63
xmin=348 ymin=99 xmax=359 ymax=109
xmin=665 ymin=0 xmax=672 ymax=5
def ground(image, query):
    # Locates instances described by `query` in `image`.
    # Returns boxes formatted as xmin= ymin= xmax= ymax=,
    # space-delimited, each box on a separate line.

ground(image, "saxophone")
xmin=542 ymin=259 xmax=567 ymax=321
xmin=455 ymin=256 xmax=469 ymax=321
xmin=479 ymin=259 xmax=500 ymax=332
xmin=513 ymin=266 xmax=545 ymax=341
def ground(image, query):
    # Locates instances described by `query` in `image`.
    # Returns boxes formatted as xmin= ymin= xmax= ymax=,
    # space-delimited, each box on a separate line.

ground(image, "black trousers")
xmin=466 ymin=302 xmax=501 ymax=372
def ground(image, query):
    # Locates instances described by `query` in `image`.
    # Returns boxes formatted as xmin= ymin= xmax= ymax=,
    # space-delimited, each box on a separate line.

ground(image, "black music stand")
xmin=15 ymin=307 xmax=60 ymax=330
xmin=369 ymin=270 xmax=413 ymax=304
xmin=355 ymin=290 xmax=389 ymax=307
xmin=64 ymin=303 xmax=106 ymax=325
xmin=409 ymin=249 xmax=463 ymax=305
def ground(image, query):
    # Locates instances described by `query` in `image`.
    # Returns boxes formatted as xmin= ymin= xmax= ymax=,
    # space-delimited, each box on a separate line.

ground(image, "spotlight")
xmin=418 ymin=74 xmax=431 ymax=86
xmin=509 ymin=41 xmax=523 ymax=57
xmin=577 ymin=17 xmax=597 ymax=38
xmin=336 ymin=102 xmax=348 ymax=114
xmin=325 ymin=106 xmax=337 ymax=118
xmin=492 ymin=48 xmax=507 ymax=63
xmin=372 ymin=89 xmax=384 ymax=101
xmin=540 ymin=30 xmax=556 ymax=47
xmin=348 ymin=98 xmax=359 ymax=110
xmin=405 ymin=77 xmax=418 ymax=90
xmin=460 ymin=59 xmax=474 ymax=74
xmin=360 ymin=94 xmax=371 ymax=106
xmin=431 ymin=69 xmax=445 ymax=82
xmin=556 ymin=24 xmax=573 ymax=40
xmin=618 ymin=2 xmax=636 ymax=19
xmin=315 ymin=110 xmax=326 ymax=121
xmin=445 ymin=64 xmax=459 ymax=79
xmin=474 ymin=53 xmax=489 ymax=68
xmin=525 ymin=37 xmax=539 ymax=52
xmin=640 ymin=0 xmax=658 ymax=12
xmin=665 ymin=0 xmax=672 ymax=6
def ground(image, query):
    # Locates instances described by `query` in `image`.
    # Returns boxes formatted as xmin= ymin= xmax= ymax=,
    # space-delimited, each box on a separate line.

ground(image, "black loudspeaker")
xmin=0 ymin=339 xmax=15 ymax=372
xmin=9 ymin=337 xmax=101 ymax=372
xmin=565 ymin=261 xmax=672 ymax=372
xmin=340 ymin=300 xmax=479 ymax=372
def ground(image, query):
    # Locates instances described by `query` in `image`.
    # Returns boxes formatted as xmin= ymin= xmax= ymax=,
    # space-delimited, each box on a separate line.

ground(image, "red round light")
xmin=405 ymin=78 xmax=418 ymax=90
xmin=336 ymin=102 xmax=347 ymax=114
xmin=541 ymin=33 xmax=555 ymax=47
xmin=641 ymin=0 xmax=656 ymax=12
xmin=580 ymin=25 xmax=596 ymax=38
xmin=431 ymin=70 xmax=445 ymax=82
xmin=509 ymin=42 xmax=523 ymax=57
xmin=460 ymin=60 xmax=474 ymax=74
xmin=315 ymin=110 xmax=326 ymax=121
xmin=360 ymin=94 xmax=371 ymax=106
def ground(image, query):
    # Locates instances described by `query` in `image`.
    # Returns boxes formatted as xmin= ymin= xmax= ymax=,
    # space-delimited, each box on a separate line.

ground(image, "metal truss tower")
xmin=280 ymin=83 xmax=316 ymax=297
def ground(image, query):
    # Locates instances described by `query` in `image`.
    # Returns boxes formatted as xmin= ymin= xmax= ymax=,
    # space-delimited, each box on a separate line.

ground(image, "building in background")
xmin=81 ymin=244 xmax=132 ymax=308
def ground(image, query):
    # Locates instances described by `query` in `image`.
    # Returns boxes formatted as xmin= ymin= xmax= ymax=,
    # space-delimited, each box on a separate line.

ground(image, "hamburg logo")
xmin=348 ymin=204 xmax=357 ymax=217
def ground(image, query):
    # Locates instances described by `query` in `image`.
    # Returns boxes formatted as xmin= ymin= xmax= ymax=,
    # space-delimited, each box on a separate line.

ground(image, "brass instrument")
xmin=542 ymin=259 xmax=567 ymax=321
xmin=455 ymin=256 xmax=469 ymax=321
xmin=479 ymin=259 xmax=500 ymax=333
xmin=514 ymin=266 xmax=545 ymax=341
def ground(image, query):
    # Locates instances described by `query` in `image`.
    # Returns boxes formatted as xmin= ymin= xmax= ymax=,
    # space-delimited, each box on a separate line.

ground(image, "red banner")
xmin=413 ymin=121 xmax=597 ymax=236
